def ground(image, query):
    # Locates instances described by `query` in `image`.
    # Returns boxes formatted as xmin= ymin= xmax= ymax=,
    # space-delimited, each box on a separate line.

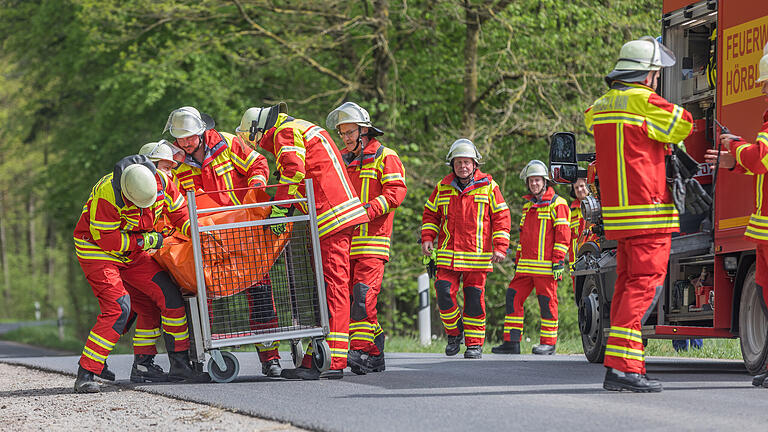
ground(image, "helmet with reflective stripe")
xmin=445 ymin=138 xmax=482 ymax=165
xmin=139 ymin=140 xmax=176 ymax=164
xmin=120 ymin=164 xmax=157 ymax=208
xmin=613 ymin=36 xmax=676 ymax=72
xmin=164 ymin=106 xmax=215 ymax=138
xmin=519 ymin=159 xmax=550 ymax=181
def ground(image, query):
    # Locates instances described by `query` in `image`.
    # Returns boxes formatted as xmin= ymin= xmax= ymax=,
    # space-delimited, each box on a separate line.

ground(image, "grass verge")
xmin=0 ymin=325 xmax=132 ymax=355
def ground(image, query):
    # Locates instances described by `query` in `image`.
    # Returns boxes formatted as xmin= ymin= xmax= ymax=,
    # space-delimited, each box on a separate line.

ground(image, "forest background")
xmin=0 ymin=0 xmax=660 ymax=344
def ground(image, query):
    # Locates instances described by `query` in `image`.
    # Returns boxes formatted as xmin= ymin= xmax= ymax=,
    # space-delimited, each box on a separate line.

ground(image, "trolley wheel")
xmin=312 ymin=339 xmax=331 ymax=372
xmin=207 ymin=351 xmax=240 ymax=383
xmin=290 ymin=339 xmax=304 ymax=368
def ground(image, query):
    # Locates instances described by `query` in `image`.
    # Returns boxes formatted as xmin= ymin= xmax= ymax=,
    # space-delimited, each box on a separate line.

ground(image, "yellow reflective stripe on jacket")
xmin=553 ymin=243 xmax=569 ymax=255
xmin=493 ymin=230 xmax=510 ymax=241
xmin=382 ymin=172 xmax=404 ymax=184
xmin=422 ymin=222 xmax=439 ymax=233
xmin=74 ymin=237 xmax=131 ymax=263
xmin=602 ymin=203 xmax=679 ymax=231
xmin=351 ymin=235 xmax=391 ymax=258
xmin=317 ymin=198 xmax=368 ymax=237
xmin=515 ymin=258 xmax=552 ymax=276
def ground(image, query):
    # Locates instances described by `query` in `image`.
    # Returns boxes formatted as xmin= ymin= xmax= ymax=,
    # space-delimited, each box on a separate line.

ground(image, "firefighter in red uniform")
xmin=422 ymin=139 xmax=511 ymax=359
xmin=164 ymin=106 xmax=282 ymax=377
xmin=73 ymin=155 xmax=208 ymax=393
xmin=586 ymin=37 xmax=693 ymax=392
xmin=707 ymin=49 xmax=768 ymax=388
xmin=326 ymin=102 xmax=407 ymax=374
xmin=569 ymin=177 xmax=590 ymax=284
xmin=238 ymin=103 xmax=369 ymax=379
xmin=491 ymin=160 xmax=570 ymax=355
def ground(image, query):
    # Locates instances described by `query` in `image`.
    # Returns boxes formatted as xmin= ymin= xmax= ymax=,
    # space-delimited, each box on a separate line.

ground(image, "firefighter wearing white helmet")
xmin=586 ymin=36 xmax=693 ymax=393
xmin=72 ymin=155 xmax=208 ymax=393
xmin=325 ymin=101 xmax=405 ymax=374
xmin=709 ymin=48 xmax=768 ymax=389
xmin=492 ymin=159 xmax=570 ymax=357
xmin=422 ymin=139 xmax=511 ymax=360
xmin=236 ymin=102 xmax=288 ymax=147
xmin=139 ymin=140 xmax=179 ymax=175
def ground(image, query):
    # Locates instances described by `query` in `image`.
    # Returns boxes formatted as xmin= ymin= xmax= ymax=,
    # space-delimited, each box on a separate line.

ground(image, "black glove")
xmin=684 ymin=178 xmax=712 ymax=215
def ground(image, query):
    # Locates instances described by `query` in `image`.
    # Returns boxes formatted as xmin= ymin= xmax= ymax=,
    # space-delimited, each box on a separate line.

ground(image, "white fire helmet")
xmin=757 ymin=53 xmax=768 ymax=84
xmin=612 ymin=36 xmax=676 ymax=72
xmin=139 ymin=140 xmax=178 ymax=164
xmin=120 ymin=164 xmax=157 ymax=208
xmin=445 ymin=138 xmax=482 ymax=165
xmin=236 ymin=102 xmax=288 ymax=145
xmin=163 ymin=106 xmax=214 ymax=138
xmin=519 ymin=160 xmax=550 ymax=182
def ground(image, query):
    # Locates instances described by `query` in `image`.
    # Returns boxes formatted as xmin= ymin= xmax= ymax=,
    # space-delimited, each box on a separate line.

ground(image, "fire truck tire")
xmin=739 ymin=264 xmax=768 ymax=375
xmin=579 ymin=274 xmax=606 ymax=363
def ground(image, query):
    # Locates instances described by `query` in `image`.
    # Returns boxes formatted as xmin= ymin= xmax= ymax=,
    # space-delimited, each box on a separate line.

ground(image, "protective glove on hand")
xmin=684 ymin=179 xmax=712 ymax=215
xmin=552 ymin=260 xmax=566 ymax=281
xmin=269 ymin=205 xmax=290 ymax=236
xmin=421 ymin=248 xmax=437 ymax=279
xmin=140 ymin=231 xmax=163 ymax=250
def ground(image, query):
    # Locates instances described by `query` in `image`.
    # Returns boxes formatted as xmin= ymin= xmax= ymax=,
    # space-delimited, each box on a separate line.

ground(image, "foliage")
xmin=0 ymin=0 xmax=662 ymax=342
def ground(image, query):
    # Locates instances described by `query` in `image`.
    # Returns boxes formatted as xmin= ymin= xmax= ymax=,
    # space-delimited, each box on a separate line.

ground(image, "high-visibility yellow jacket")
xmin=585 ymin=81 xmax=693 ymax=240
xmin=259 ymin=114 xmax=368 ymax=237
xmin=173 ymin=129 xmax=269 ymax=207
xmin=514 ymin=187 xmax=571 ymax=277
xmin=729 ymin=110 xmax=768 ymax=244
xmin=421 ymin=170 xmax=511 ymax=272
xmin=568 ymin=198 xmax=586 ymax=264
xmin=73 ymin=167 xmax=190 ymax=264
xmin=342 ymin=138 xmax=407 ymax=261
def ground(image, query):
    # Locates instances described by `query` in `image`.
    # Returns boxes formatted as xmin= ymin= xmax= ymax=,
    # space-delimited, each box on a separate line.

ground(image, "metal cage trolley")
xmin=184 ymin=179 xmax=330 ymax=383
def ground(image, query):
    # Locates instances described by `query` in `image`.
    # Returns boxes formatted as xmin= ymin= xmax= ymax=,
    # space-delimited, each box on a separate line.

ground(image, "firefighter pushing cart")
xmin=182 ymin=179 xmax=331 ymax=383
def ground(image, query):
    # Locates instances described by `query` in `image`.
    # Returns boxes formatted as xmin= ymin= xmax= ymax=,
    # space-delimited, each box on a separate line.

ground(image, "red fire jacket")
xmin=729 ymin=110 xmax=768 ymax=245
xmin=585 ymin=81 xmax=693 ymax=240
xmin=342 ymin=138 xmax=407 ymax=261
xmin=73 ymin=170 xmax=190 ymax=264
xmin=259 ymin=114 xmax=368 ymax=237
xmin=569 ymin=198 xmax=586 ymax=264
xmin=514 ymin=187 xmax=571 ymax=276
xmin=173 ymin=129 xmax=269 ymax=206
xmin=421 ymin=170 xmax=511 ymax=272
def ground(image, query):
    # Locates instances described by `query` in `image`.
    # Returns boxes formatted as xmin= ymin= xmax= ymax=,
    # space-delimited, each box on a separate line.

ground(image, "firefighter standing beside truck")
xmin=73 ymin=155 xmax=208 ymax=393
xmin=569 ymin=177 xmax=589 ymax=281
xmin=585 ymin=36 xmax=693 ymax=392
xmin=164 ymin=106 xmax=283 ymax=378
xmin=491 ymin=160 xmax=570 ymax=356
xmin=706 ymin=47 xmax=768 ymax=388
xmin=238 ymin=103 xmax=369 ymax=380
xmin=421 ymin=139 xmax=511 ymax=359
xmin=326 ymin=102 xmax=407 ymax=374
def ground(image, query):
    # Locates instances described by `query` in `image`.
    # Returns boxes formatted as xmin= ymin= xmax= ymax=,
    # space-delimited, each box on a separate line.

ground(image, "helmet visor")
xmin=642 ymin=36 xmax=676 ymax=68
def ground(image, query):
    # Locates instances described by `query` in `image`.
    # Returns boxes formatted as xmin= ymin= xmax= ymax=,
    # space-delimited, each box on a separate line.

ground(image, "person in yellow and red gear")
xmin=73 ymin=155 xmax=209 ymax=393
xmin=238 ymin=103 xmax=369 ymax=380
xmin=164 ymin=106 xmax=281 ymax=377
xmin=422 ymin=139 xmax=511 ymax=359
xmin=586 ymin=36 xmax=693 ymax=392
xmin=568 ymin=177 xmax=590 ymax=286
xmin=139 ymin=140 xmax=179 ymax=176
xmin=326 ymin=102 xmax=407 ymax=374
xmin=491 ymin=160 xmax=570 ymax=356
xmin=706 ymin=47 xmax=768 ymax=388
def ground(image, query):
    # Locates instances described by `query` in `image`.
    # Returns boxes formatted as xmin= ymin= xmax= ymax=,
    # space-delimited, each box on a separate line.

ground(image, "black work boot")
xmin=491 ymin=341 xmax=520 ymax=354
xmin=753 ymin=371 xmax=768 ymax=387
xmin=347 ymin=350 xmax=370 ymax=375
xmin=532 ymin=344 xmax=556 ymax=355
xmin=366 ymin=353 xmax=385 ymax=372
xmin=603 ymin=367 xmax=663 ymax=393
xmin=168 ymin=351 xmax=211 ymax=383
xmin=74 ymin=365 xmax=100 ymax=393
xmin=261 ymin=359 xmax=282 ymax=378
xmin=445 ymin=334 xmax=463 ymax=356
xmin=282 ymin=365 xmax=343 ymax=380
xmin=130 ymin=354 xmax=169 ymax=383
xmin=98 ymin=362 xmax=116 ymax=381
xmin=464 ymin=345 xmax=483 ymax=359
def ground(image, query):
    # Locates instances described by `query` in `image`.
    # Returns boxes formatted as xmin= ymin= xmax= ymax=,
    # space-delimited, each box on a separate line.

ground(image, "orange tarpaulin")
xmin=152 ymin=189 xmax=292 ymax=299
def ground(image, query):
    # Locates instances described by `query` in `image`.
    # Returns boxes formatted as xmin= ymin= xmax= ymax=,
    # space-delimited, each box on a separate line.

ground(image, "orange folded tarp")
xmin=152 ymin=189 xmax=292 ymax=299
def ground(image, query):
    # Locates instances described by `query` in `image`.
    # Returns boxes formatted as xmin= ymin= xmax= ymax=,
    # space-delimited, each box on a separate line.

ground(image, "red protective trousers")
xmin=503 ymin=274 xmax=559 ymax=345
xmin=349 ymin=257 xmax=385 ymax=355
xmin=79 ymin=252 xmax=190 ymax=374
xmin=300 ymin=226 xmax=353 ymax=370
xmin=604 ymin=233 xmax=670 ymax=374
xmin=434 ymin=268 xmax=488 ymax=347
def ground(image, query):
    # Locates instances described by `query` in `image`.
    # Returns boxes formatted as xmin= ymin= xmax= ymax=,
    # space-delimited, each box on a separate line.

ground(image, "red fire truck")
xmin=550 ymin=0 xmax=768 ymax=374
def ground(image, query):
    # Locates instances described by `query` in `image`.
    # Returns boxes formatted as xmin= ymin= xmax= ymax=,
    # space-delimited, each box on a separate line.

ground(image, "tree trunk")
xmin=372 ymin=0 xmax=391 ymax=105
xmin=0 ymin=190 xmax=10 ymax=314
xmin=28 ymin=194 xmax=36 ymax=273
xmin=45 ymin=217 xmax=56 ymax=308
xmin=463 ymin=5 xmax=480 ymax=138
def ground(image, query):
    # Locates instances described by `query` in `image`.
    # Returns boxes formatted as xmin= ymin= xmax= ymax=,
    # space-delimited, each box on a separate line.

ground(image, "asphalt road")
xmin=1 ymin=350 xmax=766 ymax=432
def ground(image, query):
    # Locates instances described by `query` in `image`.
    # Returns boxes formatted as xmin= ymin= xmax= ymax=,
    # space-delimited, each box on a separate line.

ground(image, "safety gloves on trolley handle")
xmin=139 ymin=231 xmax=164 ymax=250
xmin=268 ymin=205 xmax=293 ymax=236
xmin=552 ymin=260 xmax=566 ymax=281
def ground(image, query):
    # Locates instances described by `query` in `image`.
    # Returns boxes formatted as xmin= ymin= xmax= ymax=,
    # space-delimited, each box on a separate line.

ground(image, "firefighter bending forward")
xmin=73 ymin=155 xmax=208 ymax=393
xmin=492 ymin=160 xmax=570 ymax=356
xmin=586 ymin=36 xmax=693 ymax=392
xmin=326 ymin=102 xmax=407 ymax=374
xmin=421 ymin=139 xmax=511 ymax=359
xmin=238 ymin=103 xmax=369 ymax=380
xmin=707 ymin=47 xmax=768 ymax=388
xmin=164 ymin=106 xmax=282 ymax=378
